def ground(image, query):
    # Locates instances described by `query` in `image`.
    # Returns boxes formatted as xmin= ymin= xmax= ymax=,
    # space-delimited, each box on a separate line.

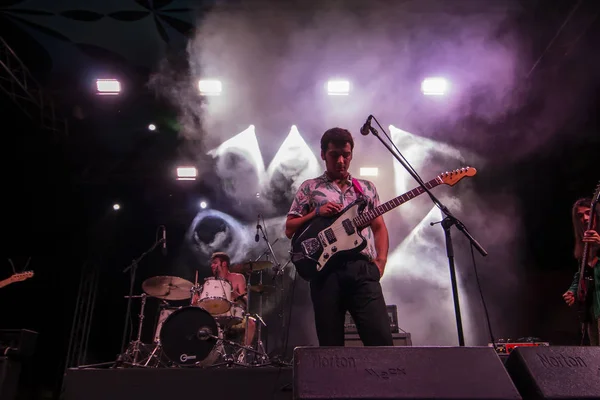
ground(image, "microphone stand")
xmin=117 ymin=234 xmax=165 ymax=365
xmin=258 ymin=225 xmax=282 ymax=274
xmin=366 ymin=117 xmax=487 ymax=346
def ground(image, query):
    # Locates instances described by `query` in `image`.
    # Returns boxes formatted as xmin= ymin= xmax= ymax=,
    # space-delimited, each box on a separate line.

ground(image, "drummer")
xmin=208 ymin=252 xmax=256 ymax=347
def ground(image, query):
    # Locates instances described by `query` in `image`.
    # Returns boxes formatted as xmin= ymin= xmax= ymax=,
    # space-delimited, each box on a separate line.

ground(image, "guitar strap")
xmin=351 ymin=178 xmax=364 ymax=196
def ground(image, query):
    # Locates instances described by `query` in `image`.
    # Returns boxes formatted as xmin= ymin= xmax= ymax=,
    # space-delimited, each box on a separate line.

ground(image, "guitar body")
xmin=291 ymin=200 xmax=367 ymax=281
xmin=576 ymin=267 xmax=595 ymax=323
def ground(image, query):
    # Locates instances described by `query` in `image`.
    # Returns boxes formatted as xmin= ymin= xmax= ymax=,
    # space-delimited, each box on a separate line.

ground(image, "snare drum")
xmin=215 ymin=304 xmax=245 ymax=328
xmin=193 ymin=277 xmax=232 ymax=314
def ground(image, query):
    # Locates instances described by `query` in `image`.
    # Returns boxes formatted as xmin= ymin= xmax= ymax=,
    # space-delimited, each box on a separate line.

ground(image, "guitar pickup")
xmin=324 ymin=228 xmax=337 ymax=244
xmin=342 ymin=219 xmax=355 ymax=235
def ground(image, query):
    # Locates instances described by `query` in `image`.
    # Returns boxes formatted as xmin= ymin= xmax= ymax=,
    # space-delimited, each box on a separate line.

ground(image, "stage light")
xmin=113 ymin=204 xmax=120 ymax=210
xmin=421 ymin=77 xmax=448 ymax=96
xmin=360 ymin=167 xmax=379 ymax=177
xmin=327 ymin=80 xmax=350 ymax=95
xmin=148 ymin=124 xmax=156 ymax=131
xmin=199 ymin=201 xmax=208 ymax=209
xmin=198 ymin=80 xmax=222 ymax=96
xmin=177 ymin=166 xmax=197 ymax=180
xmin=96 ymin=79 xmax=121 ymax=95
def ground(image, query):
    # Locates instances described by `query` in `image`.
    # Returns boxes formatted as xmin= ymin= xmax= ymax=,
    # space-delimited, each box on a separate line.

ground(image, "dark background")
xmin=0 ymin=0 xmax=599 ymax=398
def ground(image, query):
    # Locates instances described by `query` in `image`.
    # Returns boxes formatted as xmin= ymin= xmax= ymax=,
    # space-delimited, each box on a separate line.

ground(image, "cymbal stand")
xmin=119 ymin=228 xmax=165 ymax=357
xmin=241 ymin=267 xmax=266 ymax=365
xmin=117 ymin=294 xmax=167 ymax=368
xmin=254 ymin=268 xmax=269 ymax=364
xmin=131 ymin=293 xmax=147 ymax=363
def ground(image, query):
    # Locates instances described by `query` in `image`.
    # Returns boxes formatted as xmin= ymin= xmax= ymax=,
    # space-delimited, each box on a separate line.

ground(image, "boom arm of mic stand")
xmin=368 ymin=126 xmax=487 ymax=257
xmin=257 ymin=226 xmax=282 ymax=269
xmin=254 ymin=238 xmax=279 ymax=262
xmin=123 ymin=237 xmax=164 ymax=273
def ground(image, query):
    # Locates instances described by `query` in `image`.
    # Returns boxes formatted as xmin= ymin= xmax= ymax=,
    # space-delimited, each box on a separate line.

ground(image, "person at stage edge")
xmin=285 ymin=127 xmax=394 ymax=346
xmin=562 ymin=198 xmax=600 ymax=345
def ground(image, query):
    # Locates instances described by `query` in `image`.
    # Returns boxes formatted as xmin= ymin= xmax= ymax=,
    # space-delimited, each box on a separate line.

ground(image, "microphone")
xmin=255 ymin=215 xmax=260 ymax=242
xmin=360 ymin=115 xmax=373 ymax=136
xmin=161 ymin=226 xmax=167 ymax=256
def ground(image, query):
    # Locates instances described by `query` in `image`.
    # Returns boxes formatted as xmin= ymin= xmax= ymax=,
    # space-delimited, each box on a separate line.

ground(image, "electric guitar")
xmin=290 ymin=167 xmax=477 ymax=281
xmin=576 ymin=181 xmax=600 ymax=323
xmin=0 ymin=271 xmax=34 ymax=289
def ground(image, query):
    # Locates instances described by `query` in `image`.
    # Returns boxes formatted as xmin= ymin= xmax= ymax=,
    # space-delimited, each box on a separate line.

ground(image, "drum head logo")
xmin=180 ymin=353 xmax=197 ymax=363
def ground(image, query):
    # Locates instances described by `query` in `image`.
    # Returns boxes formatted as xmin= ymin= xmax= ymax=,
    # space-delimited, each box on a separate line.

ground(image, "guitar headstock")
xmin=9 ymin=271 xmax=34 ymax=283
xmin=439 ymin=167 xmax=477 ymax=186
xmin=592 ymin=181 xmax=600 ymax=208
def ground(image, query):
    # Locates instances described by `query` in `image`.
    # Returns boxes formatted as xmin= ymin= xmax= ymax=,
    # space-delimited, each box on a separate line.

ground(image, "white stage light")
xmin=148 ymin=124 xmax=156 ymax=131
xmin=421 ymin=77 xmax=448 ymax=96
xmin=199 ymin=201 xmax=208 ymax=209
xmin=359 ymin=167 xmax=379 ymax=177
xmin=198 ymin=80 xmax=222 ymax=96
xmin=327 ymin=80 xmax=350 ymax=95
xmin=96 ymin=79 xmax=121 ymax=95
xmin=177 ymin=166 xmax=197 ymax=180
xmin=113 ymin=204 xmax=120 ymax=210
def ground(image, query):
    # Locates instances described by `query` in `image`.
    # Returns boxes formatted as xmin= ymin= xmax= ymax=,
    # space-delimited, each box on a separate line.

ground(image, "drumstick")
xmin=195 ymin=270 xmax=198 ymax=285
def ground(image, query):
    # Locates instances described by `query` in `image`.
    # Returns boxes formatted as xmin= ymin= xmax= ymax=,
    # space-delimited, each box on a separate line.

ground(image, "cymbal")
xmin=142 ymin=276 xmax=193 ymax=300
xmin=249 ymin=284 xmax=276 ymax=294
xmin=230 ymin=260 xmax=273 ymax=274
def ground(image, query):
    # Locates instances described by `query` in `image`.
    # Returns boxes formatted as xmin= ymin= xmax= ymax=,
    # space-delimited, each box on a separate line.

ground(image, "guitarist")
xmin=562 ymin=198 xmax=600 ymax=345
xmin=285 ymin=127 xmax=393 ymax=346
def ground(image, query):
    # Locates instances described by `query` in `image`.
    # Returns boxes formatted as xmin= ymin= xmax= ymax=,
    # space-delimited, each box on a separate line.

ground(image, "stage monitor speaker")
xmin=344 ymin=332 xmax=412 ymax=347
xmin=505 ymin=346 xmax=600 ymax=399
xmin=294 ymin=346 xmax=521 ymax=399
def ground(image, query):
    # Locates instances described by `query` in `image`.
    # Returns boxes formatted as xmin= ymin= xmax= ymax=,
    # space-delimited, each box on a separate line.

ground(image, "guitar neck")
xmin=579 ymin=242 xmax=591 ymax=276
xmin=354 ymin=176 xmax=443 ymax=227
xmin=0 ymin=278 xmax=12 ymax=288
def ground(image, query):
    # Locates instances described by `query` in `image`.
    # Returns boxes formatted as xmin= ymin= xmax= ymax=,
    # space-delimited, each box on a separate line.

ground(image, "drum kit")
xmin=118 ymin=260 xmax=279 ymax=368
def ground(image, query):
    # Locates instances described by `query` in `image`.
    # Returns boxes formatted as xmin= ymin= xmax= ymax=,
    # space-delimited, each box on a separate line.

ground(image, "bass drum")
xmin=159 ymin=306 xmax=222 ymax=366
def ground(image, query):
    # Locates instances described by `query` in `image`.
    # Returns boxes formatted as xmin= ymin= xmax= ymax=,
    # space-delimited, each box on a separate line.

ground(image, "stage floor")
xmin=63 ymin=366 xmax=293 ymax=400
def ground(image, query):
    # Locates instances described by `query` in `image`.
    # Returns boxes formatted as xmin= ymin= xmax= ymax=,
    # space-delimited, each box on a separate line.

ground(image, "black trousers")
xmin=309 ymin=256 xmax=394 ymax=346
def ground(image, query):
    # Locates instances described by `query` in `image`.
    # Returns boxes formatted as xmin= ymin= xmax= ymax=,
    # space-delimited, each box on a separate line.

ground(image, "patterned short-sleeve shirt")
xmin=287 ymin=172 xmax=380 ymax=260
